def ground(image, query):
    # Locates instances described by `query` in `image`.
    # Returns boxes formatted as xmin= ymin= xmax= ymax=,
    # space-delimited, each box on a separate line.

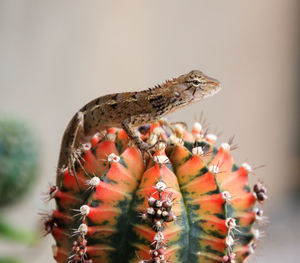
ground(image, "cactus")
xmin=46 ymin=121 xmax=267 ymax=263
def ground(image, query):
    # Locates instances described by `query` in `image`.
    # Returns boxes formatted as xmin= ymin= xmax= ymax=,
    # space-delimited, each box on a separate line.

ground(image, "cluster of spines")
xmin=69 ymin=224 xmax=89 ymax=263
xmin=138 ymin=180 xmax=176 ymax=263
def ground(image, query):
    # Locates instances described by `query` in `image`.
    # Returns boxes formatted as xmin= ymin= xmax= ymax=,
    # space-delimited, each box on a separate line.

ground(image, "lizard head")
xmin=175 ymin=70 xmax=222 ymax=102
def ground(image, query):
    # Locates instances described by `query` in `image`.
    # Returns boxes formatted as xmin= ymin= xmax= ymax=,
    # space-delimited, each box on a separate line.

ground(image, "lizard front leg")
xmin=121 ymin=116 xmax=155 ymax=165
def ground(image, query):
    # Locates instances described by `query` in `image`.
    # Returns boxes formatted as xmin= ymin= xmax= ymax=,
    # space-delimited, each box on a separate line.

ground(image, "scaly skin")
xmin=57 ymin=70 xmax=222 ymax=182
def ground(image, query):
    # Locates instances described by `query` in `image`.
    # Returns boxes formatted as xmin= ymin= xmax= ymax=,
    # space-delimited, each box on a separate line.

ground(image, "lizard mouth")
xmin=205 ymin=83 xmax=222 ymax=97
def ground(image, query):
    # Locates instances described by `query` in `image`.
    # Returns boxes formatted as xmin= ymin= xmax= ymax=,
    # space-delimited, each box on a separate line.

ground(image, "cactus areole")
xmin=46 ymin=121 xmax=266 ymax=263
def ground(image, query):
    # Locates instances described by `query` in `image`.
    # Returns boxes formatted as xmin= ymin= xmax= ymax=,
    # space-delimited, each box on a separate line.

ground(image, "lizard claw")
xmin=136 ymin=140 xmax=154 ymax=166
xmin=139 ymin=138 xmax=170 ymax=166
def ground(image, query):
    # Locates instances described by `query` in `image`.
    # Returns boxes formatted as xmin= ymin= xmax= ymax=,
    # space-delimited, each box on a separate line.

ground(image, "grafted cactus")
xmin=45 ymin=121 xmax=267 ymax=263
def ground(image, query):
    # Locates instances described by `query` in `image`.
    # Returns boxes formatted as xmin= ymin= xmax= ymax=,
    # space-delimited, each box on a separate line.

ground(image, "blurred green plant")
xmin=0 ymin=218 xmax=38 ymax=245
xmin=0 ymin=258 xmax=24 ymax=263
xmin=0 ymin=118 xmax=39 ymax=206
xmin=0 ymin=117 xmax=40 ymax=262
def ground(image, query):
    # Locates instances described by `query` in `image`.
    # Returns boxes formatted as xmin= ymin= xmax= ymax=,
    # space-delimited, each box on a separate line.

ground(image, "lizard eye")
xmin=192 ymin=79 xmax=201 ymax=87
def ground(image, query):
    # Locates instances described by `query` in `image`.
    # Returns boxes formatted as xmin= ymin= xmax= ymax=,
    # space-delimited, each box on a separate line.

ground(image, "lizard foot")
xmin=135 ymin=139 xmax=155 ymax=166
xmin=159 ymin=118 xmax=187 ymax=134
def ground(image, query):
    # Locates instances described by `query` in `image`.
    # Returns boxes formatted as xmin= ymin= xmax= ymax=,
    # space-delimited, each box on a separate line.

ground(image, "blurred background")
xmin=0 ymin=1 xmax=299 ymax=262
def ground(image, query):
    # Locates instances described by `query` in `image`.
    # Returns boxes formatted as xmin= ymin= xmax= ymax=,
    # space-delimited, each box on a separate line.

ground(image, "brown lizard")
xmin=57 ymin=70 xmax=222 ymax=185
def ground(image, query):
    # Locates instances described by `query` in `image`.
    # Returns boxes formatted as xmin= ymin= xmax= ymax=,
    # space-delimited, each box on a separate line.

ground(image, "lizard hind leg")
xmin=62 ymin=111 xmax=88 ymax=190
xmin=70 ymin=147 xmax=88 ymax=174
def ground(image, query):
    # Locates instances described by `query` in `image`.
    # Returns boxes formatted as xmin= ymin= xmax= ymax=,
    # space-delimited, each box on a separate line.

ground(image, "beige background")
xmin=0 ymin=1 xmax=299 ymax=262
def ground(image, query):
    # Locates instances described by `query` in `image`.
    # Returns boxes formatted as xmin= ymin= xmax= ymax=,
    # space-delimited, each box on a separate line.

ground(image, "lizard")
xmin=57 ymin=70 xmax=222 ymax=186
